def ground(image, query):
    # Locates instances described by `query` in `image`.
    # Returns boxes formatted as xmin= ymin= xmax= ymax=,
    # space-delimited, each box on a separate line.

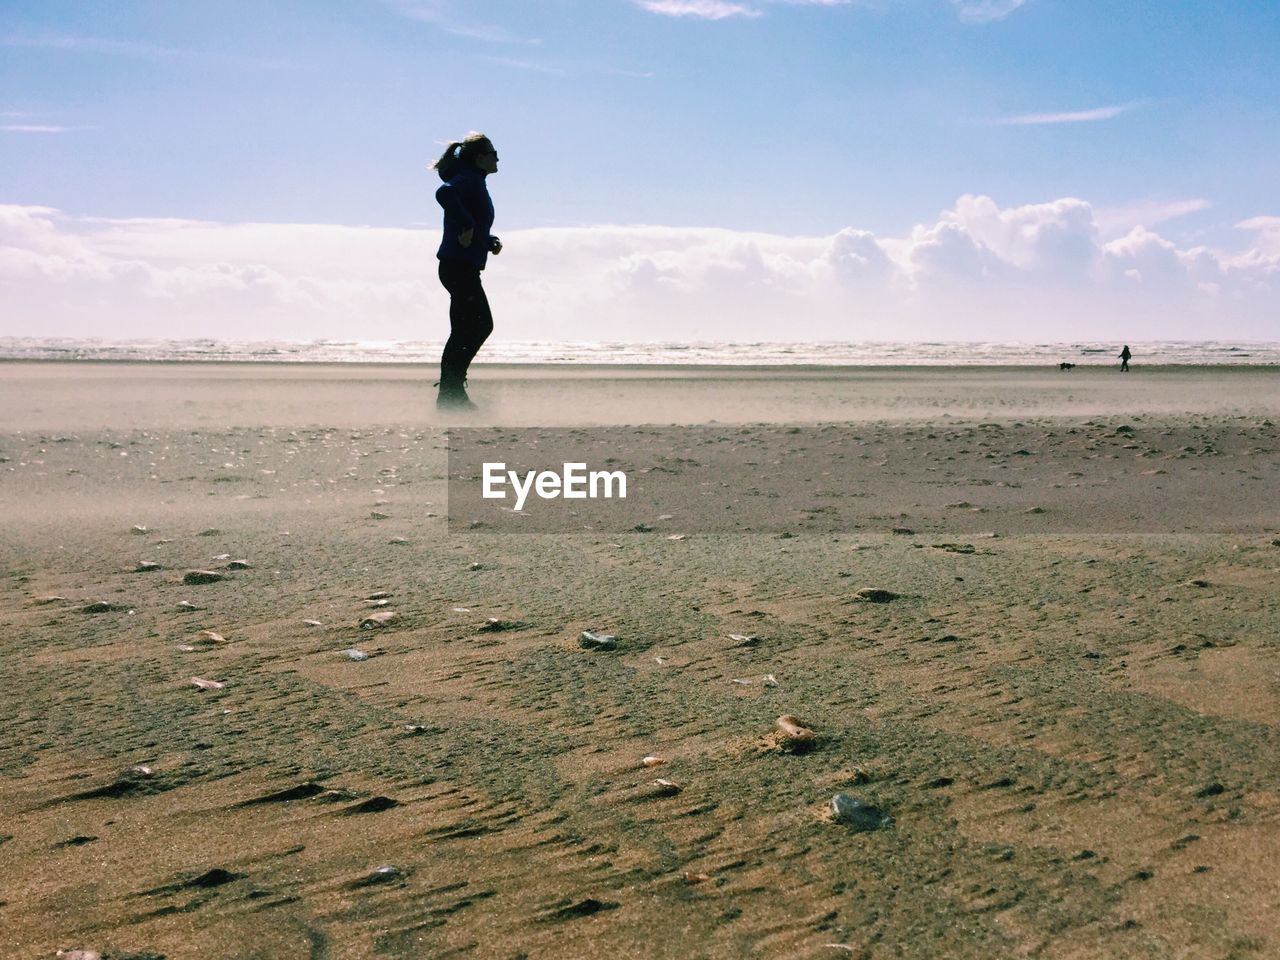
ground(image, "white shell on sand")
xmin=341 ymin=648 xmax=370 ymax=661
xmin=57 ymin=950 xmax=102 ymax=960
xmin=303 ymin=619 xmax=323 ymax=627
xmin=134 ymin=560 xmax=162 ymax=572
xmin=176 ymin=601 xmax=200 ymax=611
xmin=360 ymin=611 xmax=399 ymax=628
xmin=190 ymin=677 xmax=225 ymax=691
xmin=212 ymin=553 xmax=231 ymax=561
xmin=363 ymin=599 xmax=390 ymax=608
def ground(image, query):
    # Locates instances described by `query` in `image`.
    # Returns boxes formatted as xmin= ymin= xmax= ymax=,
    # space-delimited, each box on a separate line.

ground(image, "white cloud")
xmin=951 ymin=0 xmax=1026 ymax=22
xmin=1095 ymin=198 xmax=1211 ymax=237
xmin=634 ymin=0 xmax=762 ymax=19
xmin=999 ymin=103 xmax=1138 ymax=125
xmin=389 ymin=1 xmax=542 ymax=44
xmin=1 ymin=124 xmax=89 ymax=133
xmin=2 ymin=198 xmax=1277 ymax=342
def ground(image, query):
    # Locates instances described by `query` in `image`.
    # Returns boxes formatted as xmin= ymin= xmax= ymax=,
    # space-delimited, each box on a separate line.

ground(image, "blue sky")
xmin=2 ymin=0 xmax=1278 ymax=341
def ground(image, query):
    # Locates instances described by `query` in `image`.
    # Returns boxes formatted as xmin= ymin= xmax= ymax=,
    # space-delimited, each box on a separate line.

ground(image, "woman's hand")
xmin=458 ymin=227 xmax=474 ymax=248
xmin=489 ymin=235 xmax=503 ymax=255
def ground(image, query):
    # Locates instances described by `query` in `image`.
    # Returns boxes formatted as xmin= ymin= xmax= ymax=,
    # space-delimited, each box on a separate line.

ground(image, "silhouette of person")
xmin=1119 ymin=344 xmax=1132 ymax=372
xmin=432 ymin=132 xmax=502 ymax=409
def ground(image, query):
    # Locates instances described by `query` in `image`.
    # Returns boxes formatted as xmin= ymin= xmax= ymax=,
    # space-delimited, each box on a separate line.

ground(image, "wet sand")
xmin=2 ymin=361 xmax=1279 ymax=959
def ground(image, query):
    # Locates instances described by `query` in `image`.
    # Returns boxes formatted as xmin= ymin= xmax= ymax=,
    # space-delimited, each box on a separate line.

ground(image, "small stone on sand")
xmin=363 ymin=599 xmax=390 ymax=608
xmin=134 ymin=560 xmax=162 ymax=573
xmin=360 ymin=611 xmax=399 ymax=629
xmin=129 ymin=525 xmax=149 ymax=535
xmin=303 ymin=619 xmax=323 ymax=627
xmin=580 ymin=630 xmax=618 ymax=651
xmin=854 ymin=588 xmax=898 ymax=603
xmin=341 ymin=648 xmax=370 ymax=661
xmin=728 ymin=634 xmax=759 ymax=647
xmin=80 ymin=601 xmax=125 ymax=614
xmin=190 ymin=677 xmax=225 ymax=691
xmin=830 ymin=793 xmax=888 ymax=831
xmin=176 ymin=600 xmax=200 ymax=611
xmin=226 ymin=559 xmax=252 ymax=570
xmin=389 ymin=536 xmax=409 ymax=544
xmin=641 ymin=755 xmax=666 ymax=767
xmin=195 ymin=630 xmax=228 ymax=645
xmin=652 ymin=778 xmax=682 ymax=797
xmin=776 ymin=714 xmax=817 ymax=751
xmin=184 ymin=570 xmax=224 ymax=585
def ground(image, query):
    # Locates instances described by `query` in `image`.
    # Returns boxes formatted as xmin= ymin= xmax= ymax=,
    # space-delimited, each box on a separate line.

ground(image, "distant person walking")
xmin=1119 ymin=344 xmax=1132 ymax=372
xmin=432 ymin=132 xmax=502 ymax=410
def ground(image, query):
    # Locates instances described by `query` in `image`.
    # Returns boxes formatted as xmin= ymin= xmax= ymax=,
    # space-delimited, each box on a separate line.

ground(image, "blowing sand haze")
xmin=2 ymin=361 xmax=1279 ymax=958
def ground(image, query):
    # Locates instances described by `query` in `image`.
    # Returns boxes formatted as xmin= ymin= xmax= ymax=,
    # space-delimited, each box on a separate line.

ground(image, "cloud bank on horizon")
xmin=4 ymin=195 xmax=1276 ymax=343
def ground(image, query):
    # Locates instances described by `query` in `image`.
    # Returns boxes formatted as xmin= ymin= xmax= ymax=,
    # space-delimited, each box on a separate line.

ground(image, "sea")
xmin=2 ymin=338 xmax=1278 ymax=367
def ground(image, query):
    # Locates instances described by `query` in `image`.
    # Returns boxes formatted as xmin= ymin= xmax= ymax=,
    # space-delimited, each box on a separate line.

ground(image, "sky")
xmin=2 ymin=0 xmax=1278 ymax=343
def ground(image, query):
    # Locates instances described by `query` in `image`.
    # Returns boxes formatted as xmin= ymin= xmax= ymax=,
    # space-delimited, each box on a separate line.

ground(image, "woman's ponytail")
xmin=432 ymin=140 xmax=463 ymax=181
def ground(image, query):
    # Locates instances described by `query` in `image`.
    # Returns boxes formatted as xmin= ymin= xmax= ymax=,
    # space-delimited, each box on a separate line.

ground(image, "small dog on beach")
xmin=1058 ymin=362 xmax=1076 ymax=371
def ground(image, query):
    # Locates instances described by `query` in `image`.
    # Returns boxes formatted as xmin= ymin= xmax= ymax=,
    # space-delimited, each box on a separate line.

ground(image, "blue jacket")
xmin=435 ymin=167 xmax=494 ymax=270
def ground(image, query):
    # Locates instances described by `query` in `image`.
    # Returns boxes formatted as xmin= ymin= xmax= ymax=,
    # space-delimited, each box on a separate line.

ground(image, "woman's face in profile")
xmin=475 ymin=147 xmax=499 ymax=174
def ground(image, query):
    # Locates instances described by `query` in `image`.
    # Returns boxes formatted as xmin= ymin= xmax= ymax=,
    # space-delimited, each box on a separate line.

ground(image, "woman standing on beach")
xmin=432 ymin=132 xmax=502 ymax=409
xmin=1119 ymin=344 xmax=1132 ymax=372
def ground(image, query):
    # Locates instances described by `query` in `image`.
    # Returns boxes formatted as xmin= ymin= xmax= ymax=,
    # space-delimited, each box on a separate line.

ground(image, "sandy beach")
xmin=2 ymin=361 xmax=1279 ymax=959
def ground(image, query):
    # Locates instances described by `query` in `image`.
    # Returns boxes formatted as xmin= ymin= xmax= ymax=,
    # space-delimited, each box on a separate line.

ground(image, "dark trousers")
xmin=438 ymin=258 xmax=493 ymax=384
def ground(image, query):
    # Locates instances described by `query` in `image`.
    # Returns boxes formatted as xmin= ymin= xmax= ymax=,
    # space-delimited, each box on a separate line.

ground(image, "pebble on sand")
xmin=340 ymin=648 xmax=370 ymax=661
xmin=129 ymin=525 xmax=149 ymax=535
xmin=352 ymin=864 xmax=404 ymax=887
xmin=176 ymin=600 xmax=200 ymax=611
xmin=183 ymin=570 xmax=224 ymax=585
xmin=363 ymin=599 xmax=390 ymax=608
xmin=641 ymin=755 xmax=666 ymax=768
xmin=728 ymin=633 xmax=759 ymax=647
xmin=360 ymin=611 xmax=399 ymax=629
xmin=652 ymin=778 xmax=682 ymax=797
xmin=189 ymin=677 xmax=225 ymax=691
xmin=854 ymin=588 xmax=899 ymax=603
xmin=56 ymin=951 xmax=102 ymax=960
xmin=194 ymin=630 xmax=229 ymax=645
xmin=776 ymin=714 xmax=817 ymax=752
xmin=303 ymin=619 xmax=323 ymax=627
xmin=830 ymin=793 xmax=888 ymax=831
xmin=389 ymin=537 xmax=410 ymax=544
xmin=580 ymin=630 xmax=618 ymax=651
xmin=226 ymin=559 xmax=252 ymax=570
xmin=134 ymin=560 xmax=162 ymax=573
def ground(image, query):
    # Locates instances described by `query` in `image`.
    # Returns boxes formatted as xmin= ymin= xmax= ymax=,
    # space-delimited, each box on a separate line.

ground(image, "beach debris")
xmin=469 ymin=562 xmax=484 ymax=571
xmin=134 ymin=560 xmax=162 ymax=573
xmin=366 ymin=591 xmax=392 ymax=600
xmin=764 ymin=674 xmax=779 ymax=687
xmin=189 ymin=677 xmax=225 ymax=691
xmin=654 ymin=656 xmax=668 ymax=665
xmin=360 ymin=611 xmax=399 ymax=629
xmin=854 ymin=588 xmax=898 ymax=603
xmin=683 ymin=871 xmax=713 ymax=885
xmin=1184 ymin=578 xmax=1210 ymax=588
xmin=369 ymin=511 xmax=390 ymax=520
xmin=80 ymin=601 xmax=126 ymax=614
xmin=32 ymin=595 xmax=68 ymax=605
xmin=775 ymin=715 xmax=817 ymax=752
xmin=728 ymin=633 xmax=759 ymax=648
xmin=389 ymin=536 xmax=409 ymax=544
xmin=657 ymin=514 xmax=674 ymax=521
xmin=580 ymin=630 xmax=618 ymax=651
xmin=340 ymin=648 xmax=370 ymax=661
xmin=212 ymin=553 xmax=231 ymax=561
xmin=192 ymin=630 xmax=229 ymax=646
xmin=303 ymin=619 xmax=323 ymax=627
xmin=56 ymin=950 xmax=102 ymax=960
xmin=176 ymin=600 xmax=200 ymax=611
xmin=667 ymin=534 xmax=688 ymax=541
xmin=641 ymin=755 xmax=666 ymax=768
xmin=129 ymin=525 xmax=149 ymax=535
xmin=451 ymin=607 xmax=470 ymax=613
xmin=351 ymin=864 xmax=404 ymax=888
xmin=404 ymin=724 xmax=428 ymax=734
xmin=176 ymin=645 xmax=198 ymax=653
xmin=226 ymin=559 xmax=252 ymax=570
xmin=829 ymin=794 xmax=888 ymax=831
xmin=731 ymin=678 xmax=751 ymax=686
xmin=363 ymin=598 xmax=390 ymax=608
xmin=652 ymin=778 xmax=682 ymax=797
xmin=130 ymin=765 xmax=155 ymax=778
xmin=184 ymin=570 xmax=224 ymax=585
